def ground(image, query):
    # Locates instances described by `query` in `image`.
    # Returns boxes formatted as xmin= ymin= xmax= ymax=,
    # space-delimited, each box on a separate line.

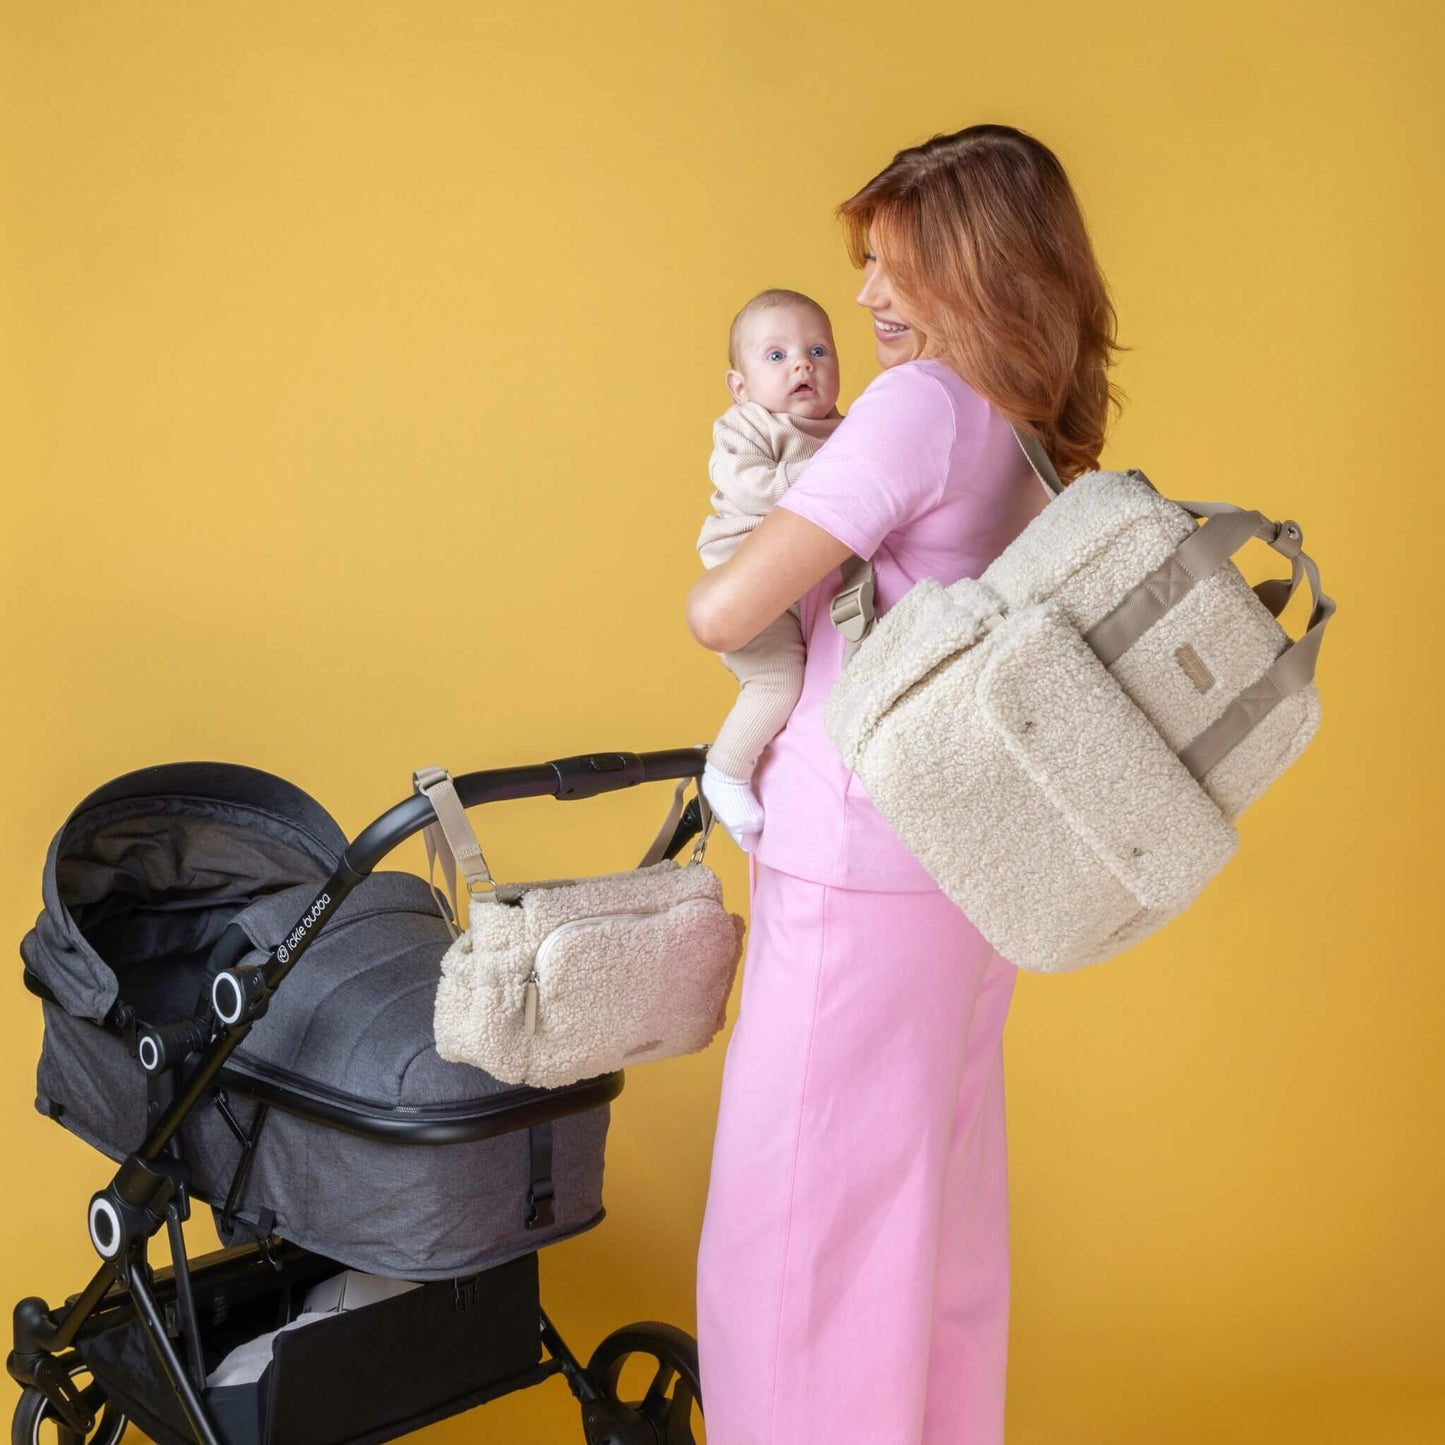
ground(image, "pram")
xmin=10 ymin=747 xmax=713 ymax=1445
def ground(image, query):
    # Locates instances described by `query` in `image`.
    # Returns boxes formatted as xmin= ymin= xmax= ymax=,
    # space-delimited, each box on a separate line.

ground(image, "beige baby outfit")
xmin=695 ymin=399 xmax=844 ymax=780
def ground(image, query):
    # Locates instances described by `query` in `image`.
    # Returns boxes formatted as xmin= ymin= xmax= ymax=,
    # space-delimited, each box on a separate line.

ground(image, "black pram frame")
xmin=9 ymin=746 xmax=710 ymax=1445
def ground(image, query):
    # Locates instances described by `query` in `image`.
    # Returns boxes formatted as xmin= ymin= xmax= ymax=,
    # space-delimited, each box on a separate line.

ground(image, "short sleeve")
xmin=773 ymin=361 xmax=956 ymax=560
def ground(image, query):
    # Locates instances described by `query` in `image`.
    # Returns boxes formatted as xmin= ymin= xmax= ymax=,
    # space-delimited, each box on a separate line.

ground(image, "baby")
xmin=695 ymin=288 xmax=845 ymax=850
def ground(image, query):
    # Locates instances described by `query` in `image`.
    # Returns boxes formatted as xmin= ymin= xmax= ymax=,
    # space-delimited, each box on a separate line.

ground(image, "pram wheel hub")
xmin=581 ymin=1322 xmax=703 ymax=1445
xmin=10 ymin=1354 xmax=126 ymax=1445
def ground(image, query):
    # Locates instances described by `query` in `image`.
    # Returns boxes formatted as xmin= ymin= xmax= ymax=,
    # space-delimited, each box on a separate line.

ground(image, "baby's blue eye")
xmin=766 ymin=349 xmax=784 ymax=361
xmin=810 ymin=345 xmax=829 ymax=357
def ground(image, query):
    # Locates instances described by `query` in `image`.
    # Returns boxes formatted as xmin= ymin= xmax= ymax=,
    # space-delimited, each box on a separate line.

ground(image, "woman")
xmin=686 ymin=123 xmax=1124 ymax=1444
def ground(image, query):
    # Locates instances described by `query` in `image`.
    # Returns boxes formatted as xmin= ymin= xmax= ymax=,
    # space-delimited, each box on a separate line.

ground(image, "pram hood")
xmin=20 ymin=761 xmax=348 ymax=1022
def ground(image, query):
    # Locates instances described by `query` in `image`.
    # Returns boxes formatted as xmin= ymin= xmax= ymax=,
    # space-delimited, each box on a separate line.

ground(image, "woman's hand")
xmin=687 ymin=505 xmax=855 ymax=654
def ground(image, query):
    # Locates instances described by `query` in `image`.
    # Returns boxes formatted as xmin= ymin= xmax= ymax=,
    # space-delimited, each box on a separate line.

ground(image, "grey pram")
xmin=11 ymin=749 xmax=711 ymax=1445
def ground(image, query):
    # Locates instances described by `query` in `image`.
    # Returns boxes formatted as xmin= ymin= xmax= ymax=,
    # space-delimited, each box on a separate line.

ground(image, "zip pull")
xmin=523 ymin=975 xmax=538 ymax=1036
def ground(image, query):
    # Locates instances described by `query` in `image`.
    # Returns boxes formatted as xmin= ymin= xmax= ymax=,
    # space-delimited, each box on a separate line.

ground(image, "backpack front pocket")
xmin=973 ymin=601 xmax=1239 ymax=965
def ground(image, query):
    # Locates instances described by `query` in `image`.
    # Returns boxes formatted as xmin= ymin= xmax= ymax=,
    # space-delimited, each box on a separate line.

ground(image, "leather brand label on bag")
xmin=1174 ymin=643 xmax=1216 ymax=693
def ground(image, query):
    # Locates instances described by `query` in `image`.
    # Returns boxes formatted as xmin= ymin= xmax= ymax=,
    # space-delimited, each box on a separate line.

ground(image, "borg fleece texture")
xmin=433 ymin=859 xmax=746 ymax=1089
xmin=824 ymin=468 xmax=1321 ymax=973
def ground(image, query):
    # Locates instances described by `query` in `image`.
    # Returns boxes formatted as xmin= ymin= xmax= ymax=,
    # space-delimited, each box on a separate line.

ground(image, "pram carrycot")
xmin=11 ymin=748 xmax=712 ymax=1445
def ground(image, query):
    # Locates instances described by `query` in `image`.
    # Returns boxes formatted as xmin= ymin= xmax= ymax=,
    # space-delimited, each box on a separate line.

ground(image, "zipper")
xmin=524 ymin=898 xmax=704 ymax=1036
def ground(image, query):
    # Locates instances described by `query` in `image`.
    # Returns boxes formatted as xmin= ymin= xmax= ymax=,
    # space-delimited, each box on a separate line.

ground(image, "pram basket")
xmin=10 ymin=748 xmax=712 ymax=1445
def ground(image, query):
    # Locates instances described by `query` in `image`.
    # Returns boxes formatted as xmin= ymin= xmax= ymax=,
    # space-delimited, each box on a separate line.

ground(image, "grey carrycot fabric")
xmin=23 ymin=761 xmax=611 ymax=1279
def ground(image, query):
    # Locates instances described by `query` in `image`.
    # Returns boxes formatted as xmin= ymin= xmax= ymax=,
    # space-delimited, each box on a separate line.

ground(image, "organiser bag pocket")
xmin=434 ymin=859 xmax=746 ymax=1090
xmin=968 ymin=601 xmax=1240 ymax=970
xmin=527 ymin=894 xmax=743 ymax=1068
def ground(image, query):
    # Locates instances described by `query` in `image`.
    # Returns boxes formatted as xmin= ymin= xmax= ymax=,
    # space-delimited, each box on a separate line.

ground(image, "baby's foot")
xmin=702 ymin=761 xmax=765 ymax=851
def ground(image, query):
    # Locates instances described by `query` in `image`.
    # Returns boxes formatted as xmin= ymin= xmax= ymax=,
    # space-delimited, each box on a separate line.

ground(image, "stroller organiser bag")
xmin=824 ymin=427 xmax=1335 ymax=974
xmin=414 ymin=766 xmax=746 ymax=1090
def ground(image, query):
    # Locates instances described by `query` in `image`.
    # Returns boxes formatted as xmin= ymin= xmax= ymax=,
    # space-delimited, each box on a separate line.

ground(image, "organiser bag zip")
xmin=823 ymin=424 xmax=1335 ymax=973
xmin=413 ymin=765 xmax=746 ymax=1088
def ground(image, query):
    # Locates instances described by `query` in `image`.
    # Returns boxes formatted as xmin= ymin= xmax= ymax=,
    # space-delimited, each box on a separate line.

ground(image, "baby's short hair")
xmin=728 ymin=289 xmax=831 ymax=372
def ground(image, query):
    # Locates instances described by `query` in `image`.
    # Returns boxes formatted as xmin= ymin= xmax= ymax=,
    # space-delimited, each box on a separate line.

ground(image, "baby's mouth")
xmin=792 ymin=383 xmax=815 ymax=396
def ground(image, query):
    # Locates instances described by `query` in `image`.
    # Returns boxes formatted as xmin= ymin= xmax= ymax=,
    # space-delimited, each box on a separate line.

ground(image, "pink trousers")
xmin=695 ymin=855 xmax=1017 ymax=1444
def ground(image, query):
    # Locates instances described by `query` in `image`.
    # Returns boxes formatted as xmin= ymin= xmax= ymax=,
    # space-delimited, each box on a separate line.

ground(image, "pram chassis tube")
xmin=20 ymin=746 xmax=707 ymax=1412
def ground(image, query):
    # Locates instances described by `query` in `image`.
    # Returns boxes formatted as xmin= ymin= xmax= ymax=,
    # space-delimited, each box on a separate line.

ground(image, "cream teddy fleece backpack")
xmin=824 ymin=426 xmax=1335 ymax=973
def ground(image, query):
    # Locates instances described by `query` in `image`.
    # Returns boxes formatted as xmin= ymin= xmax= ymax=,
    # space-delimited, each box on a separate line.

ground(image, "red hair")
xmin=838 ymin=124 xmax=1128 ymax=483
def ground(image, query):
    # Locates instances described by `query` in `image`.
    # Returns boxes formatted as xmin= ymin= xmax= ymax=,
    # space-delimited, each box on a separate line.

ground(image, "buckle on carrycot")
xmin=524 ymin=1121 xmax=555 ymax=1230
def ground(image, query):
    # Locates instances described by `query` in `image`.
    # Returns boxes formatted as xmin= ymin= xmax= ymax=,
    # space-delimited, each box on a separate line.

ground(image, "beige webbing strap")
xmin=1177 ymin=544 xmax=1335 ymax=780
xmin=1174 ymin=499 xmax=1305 ymax=619
xmin=636 ymin=777 xmax=692 ymax=868
xmin=1085 ymin=506 xmax=1284 ymax=666
xmin=636 ymin=774 xmax=716 ymax=867
xmin=412 ymin=766 xmax=497 ymax=939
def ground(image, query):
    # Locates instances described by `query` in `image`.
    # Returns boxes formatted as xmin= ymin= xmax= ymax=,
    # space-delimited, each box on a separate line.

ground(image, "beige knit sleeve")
xmin=695 ymin=402 xmax=839 ymax=568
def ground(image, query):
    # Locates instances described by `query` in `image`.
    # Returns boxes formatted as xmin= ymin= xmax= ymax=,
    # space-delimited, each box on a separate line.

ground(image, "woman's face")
xmin=855 ymin=230 xmax=918 ymax=368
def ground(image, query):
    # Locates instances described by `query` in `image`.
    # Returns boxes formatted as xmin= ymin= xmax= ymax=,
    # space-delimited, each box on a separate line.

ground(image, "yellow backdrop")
xmin=3 ymin=3 xmax=1440 ymax=1441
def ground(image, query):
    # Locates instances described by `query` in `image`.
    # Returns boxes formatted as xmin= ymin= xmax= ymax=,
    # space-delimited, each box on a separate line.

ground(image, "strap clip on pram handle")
xmin=412 ymin=759 xmax=716 ymax=941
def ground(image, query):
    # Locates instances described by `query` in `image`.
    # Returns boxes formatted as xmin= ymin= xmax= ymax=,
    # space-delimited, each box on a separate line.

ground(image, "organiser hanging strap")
xmin=413 ymin=766 xmax=498 ymax=941
xmin=412 ymin=765 xmax=717 ymax=938
xmin=636 ymin=773 xmax=717 ymax=868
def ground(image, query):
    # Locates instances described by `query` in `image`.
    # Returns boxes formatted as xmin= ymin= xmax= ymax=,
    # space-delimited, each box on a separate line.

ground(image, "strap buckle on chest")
xmin=829 ymin=567 xmax=876 ymax=642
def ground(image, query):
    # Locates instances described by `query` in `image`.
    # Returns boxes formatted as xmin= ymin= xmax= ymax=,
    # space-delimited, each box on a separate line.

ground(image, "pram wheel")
xmin=580 ymin=1322 xmax=703 ymax=1445
xmin=11 ymin=1356 xmax=127 ymax=1445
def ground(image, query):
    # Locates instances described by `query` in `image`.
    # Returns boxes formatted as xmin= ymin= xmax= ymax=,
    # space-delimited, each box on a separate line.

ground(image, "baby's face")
xmin=727 ymin=305 xmax=841 ymax=421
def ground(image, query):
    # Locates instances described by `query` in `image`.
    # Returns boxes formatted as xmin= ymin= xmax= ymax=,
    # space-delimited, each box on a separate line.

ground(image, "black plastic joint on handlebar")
xmin=115 ymin=1152 xmax=187 ymax=1214
xmin=548 ymin=752 xmax=646 ymax=799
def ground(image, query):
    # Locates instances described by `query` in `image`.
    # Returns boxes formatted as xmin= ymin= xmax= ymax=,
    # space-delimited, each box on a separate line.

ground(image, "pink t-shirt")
xmin=753 ymin=357 xmax=1049 ymax=890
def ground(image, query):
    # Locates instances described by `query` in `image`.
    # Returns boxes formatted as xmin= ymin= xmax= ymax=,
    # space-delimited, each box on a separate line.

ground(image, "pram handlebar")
xmin=346 ymin=745 xmax=709 ymax=875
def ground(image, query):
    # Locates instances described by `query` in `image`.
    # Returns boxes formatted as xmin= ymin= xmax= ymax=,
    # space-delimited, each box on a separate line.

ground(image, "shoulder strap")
xmin=831 ymin=422 xmax=1053 ymax=666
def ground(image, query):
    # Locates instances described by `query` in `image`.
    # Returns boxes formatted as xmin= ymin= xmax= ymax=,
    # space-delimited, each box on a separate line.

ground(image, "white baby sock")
xmin=702 ymin=760 xmax=764 ymax=852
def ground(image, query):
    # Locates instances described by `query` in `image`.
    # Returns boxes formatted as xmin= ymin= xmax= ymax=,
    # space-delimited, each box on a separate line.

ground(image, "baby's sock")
xmin=701 ymin=760 xmax=764 ymax=852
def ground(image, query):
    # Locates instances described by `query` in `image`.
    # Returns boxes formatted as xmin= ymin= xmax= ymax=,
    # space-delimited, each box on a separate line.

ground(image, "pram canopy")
xmin=23 ymin=761 xmax=348 ymax=1026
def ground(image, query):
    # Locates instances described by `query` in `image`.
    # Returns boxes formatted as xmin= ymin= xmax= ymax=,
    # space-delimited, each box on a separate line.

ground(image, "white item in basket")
xmin=303 ymin=1270 xmax=422 ymax=1315
xmin=205 ymin=1313 xmax=331 ymax=1389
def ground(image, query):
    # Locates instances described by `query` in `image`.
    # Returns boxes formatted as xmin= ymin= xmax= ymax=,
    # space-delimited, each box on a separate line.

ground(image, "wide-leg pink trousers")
xmin=695 ymin=855 xmax=1017 ymax=1444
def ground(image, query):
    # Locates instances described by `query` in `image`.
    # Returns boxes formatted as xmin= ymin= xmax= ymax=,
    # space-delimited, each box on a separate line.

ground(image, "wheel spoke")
xmin=665 ymin=1380 xmax=698 ymax=1445
xmin=639 ymin=1357 xmax=677 ymax=1414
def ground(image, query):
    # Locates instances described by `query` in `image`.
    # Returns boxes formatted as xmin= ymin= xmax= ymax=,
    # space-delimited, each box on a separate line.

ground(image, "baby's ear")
xmin=725 ymin=369 xmax=747 ymax=404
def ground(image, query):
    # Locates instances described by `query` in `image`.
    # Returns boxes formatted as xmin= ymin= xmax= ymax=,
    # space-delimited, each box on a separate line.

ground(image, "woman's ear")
xmin=725 ymin=369 xmax=748 ymax=404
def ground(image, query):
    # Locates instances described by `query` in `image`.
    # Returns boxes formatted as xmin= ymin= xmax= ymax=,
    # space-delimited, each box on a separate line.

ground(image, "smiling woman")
xmin=688 ymin=122 xmax=1121 ymax=1445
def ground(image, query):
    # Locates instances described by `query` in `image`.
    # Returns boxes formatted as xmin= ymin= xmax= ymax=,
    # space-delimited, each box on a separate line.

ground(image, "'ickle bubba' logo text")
xmin=275 ymin=893 xmax=332 ymax=964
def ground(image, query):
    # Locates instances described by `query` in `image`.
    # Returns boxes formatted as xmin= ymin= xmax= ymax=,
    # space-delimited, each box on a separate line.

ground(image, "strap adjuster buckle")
xmin=829 ymin=578 xmax=875 ymax=643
